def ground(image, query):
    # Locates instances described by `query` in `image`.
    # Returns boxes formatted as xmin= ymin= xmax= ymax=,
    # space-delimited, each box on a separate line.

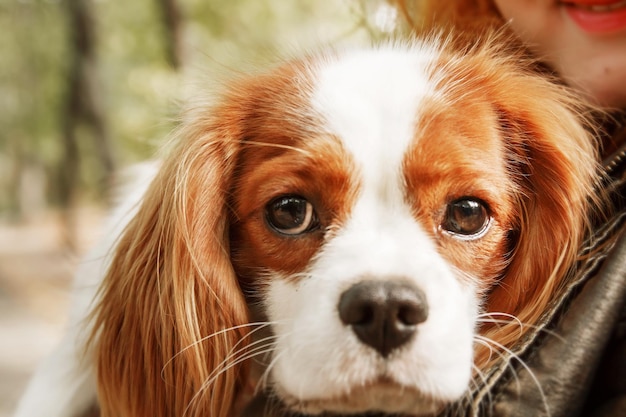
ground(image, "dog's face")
xmin=93 ymin=38 xmax=598 ymax=417
xmin=229 ymin=46 xmax=523 ymax=414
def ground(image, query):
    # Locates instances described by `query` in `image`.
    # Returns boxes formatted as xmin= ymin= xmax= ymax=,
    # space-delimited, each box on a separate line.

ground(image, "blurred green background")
xmin=0 ymin=0 xmax=392 ymax=228
xmin=0 ymin=0 xmax=424 ymax=414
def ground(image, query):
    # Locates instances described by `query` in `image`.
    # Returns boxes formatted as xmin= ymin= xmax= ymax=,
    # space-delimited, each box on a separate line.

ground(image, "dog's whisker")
xmin=473 ymin=335 xmax=496 ymax=365
xmin=183 ymin=337 xmax=282 ymax=417
xmin=472 ymin=335 xmax=526 ymax=414
xmin=256 ymin=345 xmax=292 ymax=395
xmin=477 ymin=312 xmax=525 ymax=339
xmin=477 ymin=312 xmax=565 ymax=342
xmin=475 ymin=334 xmax=551 ymax=417
xmin=207 ymin=328 xmax=284 ymax=377
xmin=194 ymin=343 xmax=280 ymax=404
xmin=469 ymin=362 xmax=493 ymax=412
xmin=477 ymin=311 xmax=523 ymax=322
xmin=213 ymin=334 xmax=282 ymax=378
xmin=216 ymin=322 xmax=284 ymax=368
xmin=161 ymin=321 xmax=276 ymax=379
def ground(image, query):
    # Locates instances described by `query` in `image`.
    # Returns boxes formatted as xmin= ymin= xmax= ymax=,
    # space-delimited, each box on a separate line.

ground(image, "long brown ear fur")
xmin=439 ymin=37 xmax=604 ymax=368
xmin=87 ymin=54 xmax=317 ymax=417
xmin=88 ymin=108 xmax=250 ymax=417
xmin=480 ymin=94 xmax=600 ymax=367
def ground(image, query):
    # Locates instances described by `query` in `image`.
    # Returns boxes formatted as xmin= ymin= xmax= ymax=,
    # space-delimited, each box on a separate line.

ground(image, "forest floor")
xmin=0 ymin=207 xmax=104 ymax=417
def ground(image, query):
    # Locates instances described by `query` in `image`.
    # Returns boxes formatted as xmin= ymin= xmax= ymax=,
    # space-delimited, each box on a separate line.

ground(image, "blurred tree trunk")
xmin=157 ymin=0 xmax=184 ymax=69
xmin=60 ymin=0 xmax=115 ymax=250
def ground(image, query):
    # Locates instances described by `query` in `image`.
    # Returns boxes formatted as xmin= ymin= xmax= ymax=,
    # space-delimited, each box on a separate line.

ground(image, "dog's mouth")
xmin=273 ymin=378 xmax=445 ymax=416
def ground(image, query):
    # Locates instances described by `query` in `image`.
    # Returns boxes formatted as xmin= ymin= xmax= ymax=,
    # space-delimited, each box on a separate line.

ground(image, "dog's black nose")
xmin=338 ymin=280 xmax=428 ymax=358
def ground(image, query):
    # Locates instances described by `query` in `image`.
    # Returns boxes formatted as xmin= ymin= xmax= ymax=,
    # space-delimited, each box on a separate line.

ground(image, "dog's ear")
xmin=90 ymin=105 xmax=250 ymax=417
xmin=478 ymin=66 xmax=602 ymax=366
xmin=433 ymin=38 xmax=603 ymax=367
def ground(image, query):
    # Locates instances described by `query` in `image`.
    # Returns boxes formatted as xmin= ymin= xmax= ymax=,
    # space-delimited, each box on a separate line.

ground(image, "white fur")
xmin=266 ymin=44 xmax=477 ymax=414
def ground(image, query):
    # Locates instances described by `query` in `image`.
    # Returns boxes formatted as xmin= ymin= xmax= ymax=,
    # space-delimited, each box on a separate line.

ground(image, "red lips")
xmin=562 ymin=0 xmax=626 ymax=33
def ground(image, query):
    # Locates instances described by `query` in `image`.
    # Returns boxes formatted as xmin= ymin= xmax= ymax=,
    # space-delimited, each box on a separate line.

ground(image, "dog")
xmin=14 ymin=34 xmax=600 ymax=417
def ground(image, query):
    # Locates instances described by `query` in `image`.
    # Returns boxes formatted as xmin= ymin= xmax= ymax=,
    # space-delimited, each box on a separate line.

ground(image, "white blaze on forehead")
xmin=309 ymin=43 xmax=442 ymax=277
xmin=311 ymin=42 xmax=439 ymax=203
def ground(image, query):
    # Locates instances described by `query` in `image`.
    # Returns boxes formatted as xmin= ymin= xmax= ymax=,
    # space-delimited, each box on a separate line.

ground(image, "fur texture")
xmin=14 ymin=34 xmax=600 ymax=417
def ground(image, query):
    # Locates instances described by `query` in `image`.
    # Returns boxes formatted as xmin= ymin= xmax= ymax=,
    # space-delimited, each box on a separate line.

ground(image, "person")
xmin=395 ymin=1 xmax=626 ymax=416
xmin=413 ymin=0 xmax=626 ymax=109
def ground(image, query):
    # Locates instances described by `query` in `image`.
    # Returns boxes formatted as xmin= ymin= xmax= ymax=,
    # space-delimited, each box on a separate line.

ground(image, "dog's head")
xmin=91 ymin=36 xmax=600 ymax=417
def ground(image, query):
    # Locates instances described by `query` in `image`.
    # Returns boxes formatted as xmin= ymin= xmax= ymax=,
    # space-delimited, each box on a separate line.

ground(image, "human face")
xmin=493 ymin=0 xmax=626 ymax=109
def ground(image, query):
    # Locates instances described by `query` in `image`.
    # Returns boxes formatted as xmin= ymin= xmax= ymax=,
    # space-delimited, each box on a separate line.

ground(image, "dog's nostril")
xmin=398 ymin=304 xmax=426 ymax=326
xmin=349 ymin=303 xmax=375 ymax=326
xmin=338 ymin=280 xmax=428 ymax=358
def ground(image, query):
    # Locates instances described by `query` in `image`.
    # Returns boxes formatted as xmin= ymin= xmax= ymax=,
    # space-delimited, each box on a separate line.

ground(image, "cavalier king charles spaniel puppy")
xmin=14 ymin=34 xmax=600 ymax=417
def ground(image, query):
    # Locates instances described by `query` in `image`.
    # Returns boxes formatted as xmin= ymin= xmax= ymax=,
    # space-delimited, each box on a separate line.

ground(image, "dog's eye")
xmin=442 ymin=198 xmax=490 ymax=238
xmin=266 ymin=196 xmax=318 ymax=235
